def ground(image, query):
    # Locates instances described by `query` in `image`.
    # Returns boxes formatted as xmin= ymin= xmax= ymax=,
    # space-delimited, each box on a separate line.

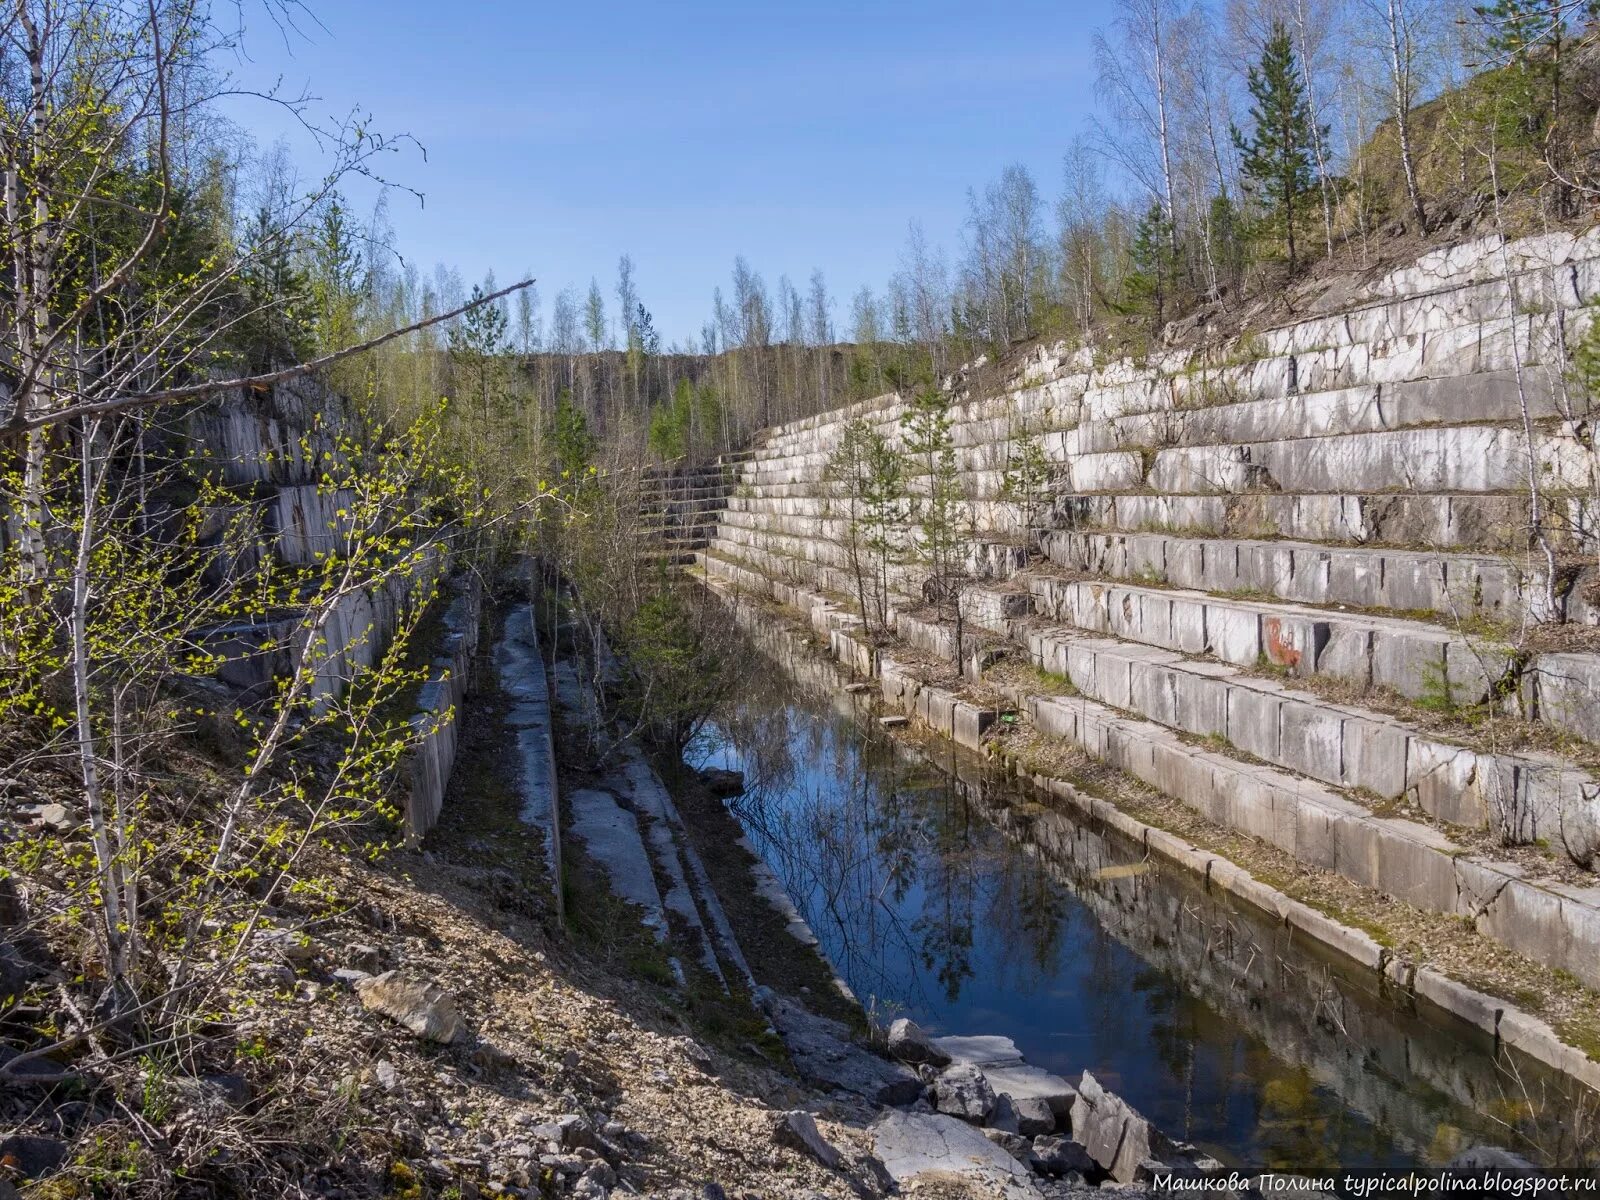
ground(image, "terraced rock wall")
xmin=189 ymin=378 xmax=470 ymax=841
xmin=699 ymin=230 xmax=1600 ymax=1021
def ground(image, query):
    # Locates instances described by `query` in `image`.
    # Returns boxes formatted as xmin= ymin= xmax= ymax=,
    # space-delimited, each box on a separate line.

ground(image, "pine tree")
xmin=584 ymin=279 xmax=608 ymax=351
xmin=1232 ymin=24 xmax=1322 ymax=274
xmin=1473 ymin=0 xmax=1578 ymax=161
xmin=1125 ymin=203 xmax=1176 ymax=332
xmin=309 ymin=195 xmax=365 ymax=354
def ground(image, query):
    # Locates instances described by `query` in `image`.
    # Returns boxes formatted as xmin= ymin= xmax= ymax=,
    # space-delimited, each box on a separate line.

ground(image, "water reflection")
xmin=691 ymin=630 xmax=1600 ymax=1168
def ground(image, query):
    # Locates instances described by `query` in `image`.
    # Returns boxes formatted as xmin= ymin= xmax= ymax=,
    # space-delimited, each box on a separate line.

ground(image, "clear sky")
xmin=225 ymin=0 xmax=1118 ymax=345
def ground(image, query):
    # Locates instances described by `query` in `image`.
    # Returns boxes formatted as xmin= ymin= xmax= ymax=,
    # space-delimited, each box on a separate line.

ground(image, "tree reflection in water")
xmin=689 ymin=640 xmax=1599 ymax=1168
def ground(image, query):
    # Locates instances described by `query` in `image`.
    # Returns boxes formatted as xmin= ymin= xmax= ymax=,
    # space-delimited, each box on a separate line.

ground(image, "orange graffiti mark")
xmin=1263 ymin=616 xmax=1302 ymax=669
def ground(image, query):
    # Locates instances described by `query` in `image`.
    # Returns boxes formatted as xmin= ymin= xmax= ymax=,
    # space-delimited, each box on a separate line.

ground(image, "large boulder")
xmin=934 ymin=1063 xmax=997 ymax=1122
xmin=871 ymin=1110 xmax=1039 ymax=1200
xmin=355 ymin=971 xmax=465 ymax=1044
xmin=886 ymin=1017 xmax=951 ymax=1066
xmin=1069 ymin=1070 xmax=1175 ymax=1184
xmin=1012 ymin=1096 xmax=1057 ymax=1137
xmin=759 ymin=991 xmax=921 ymax=1105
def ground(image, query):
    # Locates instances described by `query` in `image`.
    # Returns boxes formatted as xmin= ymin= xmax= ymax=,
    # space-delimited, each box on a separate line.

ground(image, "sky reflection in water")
xmin=691 ymin=663 xmax=1588 ymax=1169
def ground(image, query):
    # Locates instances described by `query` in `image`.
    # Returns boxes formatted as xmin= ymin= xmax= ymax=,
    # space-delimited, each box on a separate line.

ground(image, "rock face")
xmin=355 ymin=971 xmax=465 ymax=1044
xmin=698 ymin=226 xmax=1600 ymax=993
xmin=886 ymin=1017 xmax=951 ymax=1066
xmin=871 ymin=1110 xmax=1039 ymax=1200
xmin=1069 ymin=1070 xmax=1174 ymax=1183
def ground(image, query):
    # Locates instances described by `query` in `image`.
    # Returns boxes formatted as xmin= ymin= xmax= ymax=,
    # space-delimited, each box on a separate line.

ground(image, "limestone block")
xmin=1555 ymin=887 xmax=1600 ymax=987
xmin=1277 ymin=701 xmax=1344 ymax=784
xmin=1405 ymin=740 xmax=1487 ymax=828
xmin=1295 ymin=792 xmax=1360 ymax=872
xmin=1478 ymin=878 xmax=1571 ymax=976
xmin=1338 ymin=714 xmax=1409 ymax=798
xmin=1129 ymin=661 xmax=1180 ymax=727
xmin=953 ymin=702 xmax=996 ymax=752
xmin=1224 ymin=683 xmax=1282 ymax=762
xmin=1149 ymin=741 xmax=1223 ymax=824
xmin=1156 ymin=658 xmax=1223 ymax=732
xmin=919 ymin=687 xmax=957 ymax=739
xmin=1530 ymin=653 xmax=1600 ymax=744
xmin=1204 ymin=603 xmax=1262 ymax=665
xmin=1225 ymin=766 xmax=1288 ymax=848
xmin=880 ymin=659 xmax=921 ymax=709
xmin=1310 ymin=623 xmax=1371 ymax=684
xmin=1374 ymin=819 xmax=1460 ymax=913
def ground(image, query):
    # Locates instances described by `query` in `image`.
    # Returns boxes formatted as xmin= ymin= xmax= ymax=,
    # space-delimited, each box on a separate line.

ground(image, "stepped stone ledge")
xmin=682 ymin=228 xmax=1600 ymax=1099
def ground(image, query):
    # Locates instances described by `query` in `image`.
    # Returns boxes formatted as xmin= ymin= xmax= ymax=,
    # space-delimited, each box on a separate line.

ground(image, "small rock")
xmin=553 ymin=1114 xmax=599 ymax=1151
xmin=539 ymin=1154 xmax=587 ymax=1176
xmin=886 ymin=1018 xmax=951 ymax=1067
xmin=374 ymin=1059 xmax=401 ymax=1092
xmin=332 ymin=967 xmax=372 ymax=987
xmin=0 ymin=1134 xmax=66 ymax=1180
xmin=202 ymin=1072 xmax=251 ymax=1107
xmin=0 ymin=942 xmax=37 ymax=1002
xmin=601 ymin=1121 xmax=627 ymax=1139
xmin=697 ymin=767 xmax=745 ymax=798
xmin=681 ymin=1039 xmax=715 ymax=1075
xmin=1031 ymin=1135 xmax=1097 ymax=1177
xmin=772 ymin=1110 xmax=842 ymax=1170
xmin=347 ymin=943 xmax=383 ymax=972
xmin=1070 ymin=1070 xmax=1174 ymax=1184
xmin=355 ymin=971 xmax=465 ymax=1044
xmin=580 ymin=1161 xmax=617 ymax=1189
xmin=934 ymin=1064 xmax=995 ymax=1122
xmin=258 ymin=927 xmax=317 ymax=963
xmin=701 ymin=1185 xmax=727 ymax=1200
xmin=22 ymin=804 xmax=77 ymax=833
xmin=471 ymin=1041 xmax=517 ymax=1072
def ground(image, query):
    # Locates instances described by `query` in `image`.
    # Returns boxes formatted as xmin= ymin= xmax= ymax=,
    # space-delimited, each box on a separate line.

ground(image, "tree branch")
xmin=12 ymin=277 xmax=536 ymax=432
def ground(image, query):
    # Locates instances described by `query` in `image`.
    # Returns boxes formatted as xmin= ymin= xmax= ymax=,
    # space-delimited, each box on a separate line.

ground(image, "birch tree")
xmin=1095 ymin=0 xmax=1184 ymax=254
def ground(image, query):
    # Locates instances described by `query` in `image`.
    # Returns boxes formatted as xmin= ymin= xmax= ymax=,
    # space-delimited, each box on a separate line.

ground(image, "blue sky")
xmin=226 ymin=0 xmax=1117 ymax=344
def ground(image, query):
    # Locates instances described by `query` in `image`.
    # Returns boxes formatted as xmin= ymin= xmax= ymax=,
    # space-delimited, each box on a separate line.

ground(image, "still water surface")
xmin=692 ymin=633 xmax=1597 ymax=1169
